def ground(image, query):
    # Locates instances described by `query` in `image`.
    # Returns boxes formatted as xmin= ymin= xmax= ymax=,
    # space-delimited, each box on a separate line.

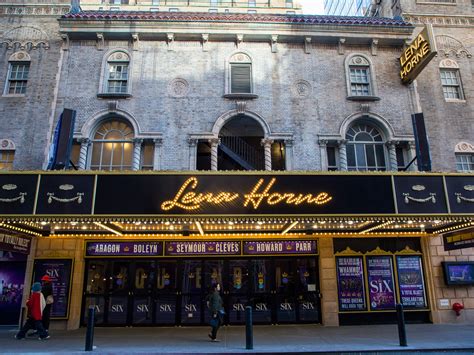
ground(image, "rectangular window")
xmin=151 ymin=0 xmax=159 ymax=4
xmin=349 ymin=67 xmax=371 ymax=96
xmin=248 ymin=0 xmax=256 ymax=7
xmin=7 ymin=63 xmax=30 ymax=95
xmin=107 ymin=64 xmax=129 ymax=94
xmin=140 ymin=142 xmax=155 ymax=170
xmin=396 ymin=146 xmax=406 ymax=171
xmin=0 ymin=150 xmax=14 ymax=170
xmin=210 ymin=0 xmax=218 ymax=6
xmin=326 ymin=146 xmax=338 ymax=171
xmin=230 ymin=64 xmax=251 ymax=93
xmin=440 ymin=69 xmax=464 ymax=100
xmin=456 ymin=154 xmax=474 ymax=172
xmin=286 ymin=0 xmax=293 ymax=7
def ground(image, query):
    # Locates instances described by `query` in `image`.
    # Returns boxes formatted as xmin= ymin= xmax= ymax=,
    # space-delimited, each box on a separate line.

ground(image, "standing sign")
xmin=32 ymin=259 xmax=73 ymax=319
xmin=396 ymin=255 xmax=427 ymax=308
xmin=336 ymin=256 xmax=366 ymax=311
xmin=367 ymin=256 xmax=396 ymax=310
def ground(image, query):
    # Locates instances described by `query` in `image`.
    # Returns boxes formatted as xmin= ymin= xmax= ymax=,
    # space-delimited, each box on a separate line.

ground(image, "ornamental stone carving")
xmin=0 ymin=139 xmax=15 ymax=150
xmin=8 ymin=51 xmax=31 ymax=62
xmin=108 ymin=51 xmax=130 ymax=62
xmin=292 ymin=80 xmax=312 ymax=98
xmin=455 ymin=142 xmax=474 ymax=153
xmin=349 ymin=55 xmax=370 ymax=66
xmin=168 ymin=78 xmax=189 ymax=98
xmin=439 ymin=59 xmax=459 ymax=69
xmin=436 ymin=35 xmax=472 ymax=58
xmin=230 ymin=53 xmax=251 ymax=63
xmin=2 ymin=26 xmax=49 ymax=49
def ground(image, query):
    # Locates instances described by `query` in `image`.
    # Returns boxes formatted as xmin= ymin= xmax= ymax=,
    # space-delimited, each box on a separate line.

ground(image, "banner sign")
xmin=336 ymin=256 xmax=366 ymax=311
xmin=443 ymin=227 xmax=474 ymax=251
xmin=400 ymin=25 xmax=437 ymax=84
xmin=367 ymin=256 xmax=396 ymax=311
xmin=396 ymin=255 xmax=427 ymax=308
xmin=243 ymin=240 xmax=317 ymax=255
xmin=0 ymin=234 xmax=32 ymax=254
xmin=165 ymin=241 xmax=240 ymax=256
xmin=32 ymin=259 xmax=73 ymax=319
xmin=0 ymin=173 xmax=472 ymax=216
xmin=86 ymin=241 xmax=163 ymax=257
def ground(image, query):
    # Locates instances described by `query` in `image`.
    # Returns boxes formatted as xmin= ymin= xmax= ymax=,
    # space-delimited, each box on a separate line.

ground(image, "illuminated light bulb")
xmin=407 ymin=220 xmax=413 ymax=224
xmin=165 ymin=221 xmax=170 ymax=225
xmin=40 ymin=221 xmax=47 ymax=226
xmin=347 ymin=221 xmax=354 ymax=225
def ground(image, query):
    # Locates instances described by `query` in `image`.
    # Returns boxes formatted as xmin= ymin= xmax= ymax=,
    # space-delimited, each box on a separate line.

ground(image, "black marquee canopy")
xmin=0 ymin=172 xmax=472 ymax=237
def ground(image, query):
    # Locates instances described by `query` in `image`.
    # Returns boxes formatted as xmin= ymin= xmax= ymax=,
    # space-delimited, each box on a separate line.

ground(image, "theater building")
xmin=0 ymin=1 xmax=473 ymax=330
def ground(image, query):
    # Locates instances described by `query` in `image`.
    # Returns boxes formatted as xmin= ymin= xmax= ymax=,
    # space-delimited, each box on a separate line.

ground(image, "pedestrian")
xmin=40 ymin=275 xmax=54 ymax=332
xmin=15 ymin=282 xmax=50 ymax=340
xmin=29 ymin=275 xmax=54 ymax=337
xmin=206 ymin=283 xmax=224 ymax=342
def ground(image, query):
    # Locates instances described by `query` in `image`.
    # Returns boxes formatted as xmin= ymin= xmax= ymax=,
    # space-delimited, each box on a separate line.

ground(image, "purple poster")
xmin=0 ymin=261 xmax=26 ymax=325
xmin=86 ymin=241 xmax=163 ymax=257
xmin=33 ymin=259 xmax=73 ymax=319
xmin=336 ymin=256 xmax=366 ymax=311
xmin=165 ymin=241 xmax=240 ymax=256
xmin=243 ymin=240 xmax=317 ymax=255
xmin=367 ymin=256 xmax=396 ymax=311
xmin=396 ymin=256 xmax=427 ymax=308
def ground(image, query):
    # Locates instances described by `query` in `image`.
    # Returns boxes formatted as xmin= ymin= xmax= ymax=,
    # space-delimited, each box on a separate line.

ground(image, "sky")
xmin=300 ymin=0 xmax=325 ymax=14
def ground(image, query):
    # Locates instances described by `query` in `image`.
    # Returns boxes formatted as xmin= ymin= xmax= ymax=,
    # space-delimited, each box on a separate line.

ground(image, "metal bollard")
xmin=85 ymin=305 xmax=95 ymax=351
xmin=245 ymin=306 xmax=253 ymax=350
xmin=396 ymin=303 xmax=407 ymax=347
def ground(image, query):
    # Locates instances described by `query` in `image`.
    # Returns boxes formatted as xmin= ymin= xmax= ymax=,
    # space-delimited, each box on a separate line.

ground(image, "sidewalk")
xmin=1 ymin=323 xmax=474 ymax=354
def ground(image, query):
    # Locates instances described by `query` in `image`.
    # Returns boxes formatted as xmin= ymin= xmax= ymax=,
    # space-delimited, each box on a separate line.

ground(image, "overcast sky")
xmin=300 ymin=0 xmax=325 ymax=14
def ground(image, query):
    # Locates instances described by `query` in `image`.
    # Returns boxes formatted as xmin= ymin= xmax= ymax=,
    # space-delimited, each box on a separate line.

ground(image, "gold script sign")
xmin=400 ymin=25 xmax=437 ymax=85
xmin=161 ymin=177 xmax=333 ymax=211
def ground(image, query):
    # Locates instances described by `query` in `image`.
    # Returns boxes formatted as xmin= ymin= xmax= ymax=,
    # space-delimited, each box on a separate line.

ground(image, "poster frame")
xmin=395 ymin=252 xmax=429 ymax=310
xmin=335 ymin=248 xmax=367 ymax=313
xmin=32 ymin=257 xmax=74 ymax=320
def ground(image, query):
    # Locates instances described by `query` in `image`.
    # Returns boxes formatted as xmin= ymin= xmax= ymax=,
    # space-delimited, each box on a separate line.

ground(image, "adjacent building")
xmin=0 ymin=0 xmax=472 ymax=331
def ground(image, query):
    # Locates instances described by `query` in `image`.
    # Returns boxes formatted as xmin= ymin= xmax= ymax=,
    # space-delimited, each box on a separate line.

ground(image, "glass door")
xmin=179 ymin=260 xmax=203 ymax=325
xmin=107 ymin=260 xmax=131 ymax=325
xmin=274 ymin=259 xmax=297 ymax=323
xmin=154 ymin=261 xmax=178 ymax=325
xmin=83 ymin=260 xmax=108 ymax=325
xmin=203 ymin=260 xmax=224 ymax=325
xmin=295 ymin=258 xmax=321 ymax=323
xmin=227 ymin=260 xmax=249 ymax=324
xmin=130 ymin=261 xmax=156 ymax=325
xmin=249 ymin=259 xmax=272 ymax=324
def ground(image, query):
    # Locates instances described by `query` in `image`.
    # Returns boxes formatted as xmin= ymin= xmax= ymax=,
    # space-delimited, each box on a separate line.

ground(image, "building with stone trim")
xmin=0 ymin=0 xmax=472 ymax=332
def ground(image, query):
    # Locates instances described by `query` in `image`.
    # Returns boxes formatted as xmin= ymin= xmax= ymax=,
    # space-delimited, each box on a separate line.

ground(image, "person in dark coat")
xmin=15 ymin=282 xmax=49 ymax=340
xmin=206 ymin=283 xmax=224 ymax=342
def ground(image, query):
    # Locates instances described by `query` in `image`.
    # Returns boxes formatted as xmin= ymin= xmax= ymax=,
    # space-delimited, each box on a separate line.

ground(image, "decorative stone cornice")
xmin=404 ymin=13 xmax=474 ymax=27
xmin=436 ymin=35 xmax=472 ymax=58
xmin=0 ymin=5 xmax=69 ymax=16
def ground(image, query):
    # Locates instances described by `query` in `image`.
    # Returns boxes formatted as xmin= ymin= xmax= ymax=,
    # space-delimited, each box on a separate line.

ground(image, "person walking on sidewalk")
xmin=206 ymin=283 xmax=224 ymax=342
xmin=15 ymin=282 xmax=50 ymax=340
xmin=40 ymin=275 xmax=54 ymax=333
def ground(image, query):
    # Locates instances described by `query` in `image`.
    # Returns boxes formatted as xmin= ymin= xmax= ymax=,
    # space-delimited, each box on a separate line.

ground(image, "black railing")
xmin=220 ymin=135 xmax=264 ymax=170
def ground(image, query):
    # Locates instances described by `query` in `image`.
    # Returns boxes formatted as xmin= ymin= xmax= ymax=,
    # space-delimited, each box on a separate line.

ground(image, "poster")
xmin=33 ymin=259 xmax=73 ymax=319
xmin=336 ymin=256 xmax=366 ymax=311
xmin=0 ymin=261 xmax=26 ymax=325
xmin=367 ymin=256 xmax=396 ymax=310
xmin=396 ymin=256 xmax=427 ymax=308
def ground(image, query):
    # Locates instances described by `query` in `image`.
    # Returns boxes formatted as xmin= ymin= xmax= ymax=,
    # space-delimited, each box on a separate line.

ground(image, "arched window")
xmin=346 ymin=123 xmax=386 ymax=171
xmin=90 ymin=119 xmax=134 ymax=170
xmin=4 ymin=52 xmax=30 ymax=95
xmin=345 ymin=54 xmax=376 ymax=98
xmin=228 ymin=53 xmax=253 ymax=94
xmin=103 ymin=51 xmax=130 ymax=94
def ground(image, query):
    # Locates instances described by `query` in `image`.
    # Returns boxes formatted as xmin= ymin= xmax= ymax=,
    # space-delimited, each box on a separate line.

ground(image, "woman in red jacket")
xmin=15 ymin=282 xmax=50 ymax=340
